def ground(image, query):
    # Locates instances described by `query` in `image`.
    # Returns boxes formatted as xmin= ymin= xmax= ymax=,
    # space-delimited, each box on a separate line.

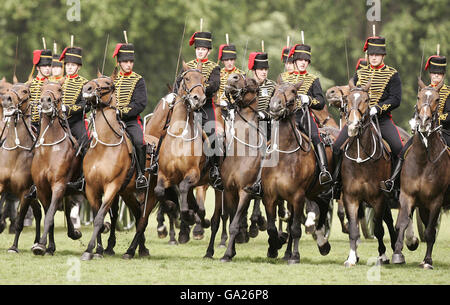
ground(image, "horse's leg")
xmin=304 ymin=199 xmax=318 ymax=234
xmin=405 ymin=207 xmax=419 ymax=251
xmin=249 ymin=199 xmax=259 ymax=238
xmin=264 ymin=195 xmax=285 ymax=259
xmin=168 ymin=212 xmax=178 ymax=245
xmin=420 ymin=197 xmax=443 ymax=270
xmin=0 ymin=194 xmax=7 ymax=233
xmin=64 ymin=195 xmax=83 ymax=241
xmin=191 ymin=189 xmax=205 ymax=240
xmin=288 ymin=192 xmax=306 ymax=264
xmin=283 ymin=205 xmax=294 ymax=260
xmin=156 ymin=204 xmax=168 ymax=238
xmin=314 ymin=197 xmax=332 ymax=256
xmin=382 ymin=202 xmax=398 ymax=252
xmin=392 ymin=192 xmax=415 ymax=264
xmin=204 ymin=187 xmax=223 ymax=258
xmin=337 ymin=199 xmax=349 ymax=234
xmin=221 ymin=190 xmax=251 ymax=262
xmin=372 ymin=197 xmax=389 ymax=264
xmin=30 ymin=199 xmax=42 ymax=246
xmin=178 ymin=175 xmax=198 ymax=225
xmin=81 ymin=185 xmax=117 ymax=261
xmin=343 ymin=194 xmax=360 ymax=267
xmin=105 ymin=195 xmax=119 ymax=256
xmin=123 ymin=191 xmax=150 ymax=257
xmin=8 ymin=192 xmax=33 ymax=253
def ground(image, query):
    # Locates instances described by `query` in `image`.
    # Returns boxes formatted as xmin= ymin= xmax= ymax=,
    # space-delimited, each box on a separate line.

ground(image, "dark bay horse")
xmin=262 ymin=82 xmax=332 ymax=264
xmin=204 ymin=73 xmax=264 ymax=261
xmin=0 ymin=83 xmax=42 ymax=253
xmin=340 ymin=79 xmax=397 ymax=267
xmin=392 ymin=79 xmax=449 ymax=269
xmin=30 ymin=81 xmax=82 ymax=255
xmin=80 ymin=74 xmax=155 ymax=260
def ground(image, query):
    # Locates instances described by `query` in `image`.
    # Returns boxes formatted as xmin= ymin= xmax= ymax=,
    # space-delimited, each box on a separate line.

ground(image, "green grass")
xmin=0 ymin=190 xmax=449 ymax=285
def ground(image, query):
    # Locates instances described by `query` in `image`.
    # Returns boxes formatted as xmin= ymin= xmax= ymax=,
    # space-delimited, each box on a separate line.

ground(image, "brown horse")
xmin=340 ymin=79 xmax=397 ymax=267
xmin=30 ymin=81 xmax=83 ymax=255
xmin=0 ymin=82 xmax=42 ymax=253
xmin=154 ymin=62 xmax=209 ymax=226
xmin=204 ymin=73 xmax=264 ymax=261
xmin=262 ymin=82 xmax=332 ymax=264
xmin=392 ymin=79 xmax=449 ymax=269
xmin=80 ymin=73 xmax=154 ymax=260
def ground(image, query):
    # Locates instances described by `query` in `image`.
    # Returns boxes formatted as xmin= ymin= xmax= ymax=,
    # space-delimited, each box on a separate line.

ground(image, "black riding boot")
xmin=135 ymin=145 xmax=148 ymax=189
xmin=330 ymin=148 xmax=343 ymax=200
xmin=243 ymin=159 xmax=264 ymax=199
xmin=315 ymin=142 xmax=332 ymax=185
xmin=380 ymin=158 xmax=404 ymax=193
xmin=209 ymin=155 xmax=224 ymax=191
xmin=66 ymin=141 xmax=88 ymax=192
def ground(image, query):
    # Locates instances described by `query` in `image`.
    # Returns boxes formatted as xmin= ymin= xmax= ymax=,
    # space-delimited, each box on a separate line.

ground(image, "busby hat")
xmin=52 ymin=53 xmax=63 ymax=67
xmin=355 ymin=58 xmax=368 ymax=71
xmin=60 ymin=47 xmax=83 ymax=65
xmin=281 ymin=46 xmax=294 ymax=63
xmin=189 ymin=32 xmax=213 ymax=49
xmin=33 ymin=49 xmax=53 ymax=67
xmin=425 ymin=55 xmax=446 ymax=74
xmin=218 ymin=44 xmax=237 ymax=61
xmin=112 ymin=43 xmax=135 ymax=62
xmin=289 ymin=44 xmax=311 ymax=62
xmin=363 ymin=36 xmax=386 ymax=55
xmin=248 ymin=52 xmax=269 ymax=70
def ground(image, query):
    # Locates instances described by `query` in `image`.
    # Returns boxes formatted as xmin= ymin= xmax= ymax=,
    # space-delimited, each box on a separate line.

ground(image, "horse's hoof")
xmin=139 ymin=249 xmax=150 ymax=257
xmin=81 ymin=252 xmax=94 ymax=261
xmin=93 ymin=253 xmax=103 ymax=259
xmin=69 ymin=230 xmax=82 ymax=240
xmin=419 ymin=261 xmax=433 ymax=270
xmin=344 ymin=260 xmax=356 ymax=268
xmin=218 ymin=243 xmax=226 ymax=248
xmin=0 ymin=221 xmax=6 ymax=234
xmin=318 ymin=242 xmax=331 ymax=256
xmin=248 ymin=224 xmax=259 ymax=238
xmin=178 ymin=234 xmax=190 ymax=244
xmin=283 ymin=252 xmax=292 ymax=261
xmin=392 ymin=253 xmax=405 ymax=264
xmin=7 ymin=246 xmax=19 ymax=254
xmin=122 ymin=253 xmax=134 ymax=260
xmin=203 ymin=253 xmax=214 ymax=259
xmin=202 ymin=219 xmax=211 ymax=229
xmin=102 ymin=222 xmax=111 ymax=234
xmin=406 ymin=238 xmax=419 ymax=251
xmin=288 ymin=258 xmax=300 ymax=265
xmin=45 ymin=250 xmax=54 ymax=256
xmin=168 ymin=240 xmax=178 ymax=246
xmin=193 ymin=234 xmax=204 ymax=240
xmin=377 ymin=255 xmax=390 ymax=265
xmin=220 ymin=256 xmax=232 ymax=263
xmin=157 ymin=226 xmax=168 ymax=239
xmin=32 ymin=244 xmax=46 ymax=256
xmin=257 ymin=217 xmax=267 ymax=231
xmin=267 ymin=248 xmax=278 ymax=259
xmin=279 ymin=232 xmax=288 ymax=245
xmin=305 ymin=224 xmax=316 ymax=235
xmin=104 ymin=249 xmax=115 ymax=256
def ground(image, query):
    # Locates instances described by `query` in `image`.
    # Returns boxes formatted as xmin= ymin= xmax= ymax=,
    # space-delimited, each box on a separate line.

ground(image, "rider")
xmin=112 ymin=42 xmax=149 ymax=192
xmin=331 ymin=36 xmax=403 ymax=199
xmin=380 ymin=54 xmax=449 ymax=193
xmin=243 ymin=51 xmax=276 ymax=197
xmin=277 ymin=45 xmax=295 ymax=83
xmin=29 ymin=49 xmax=53 ymax=133
xmin=217 ymin=43 xmax=245 ymax=103
xmin=173 ymin=31 xmax=223 ymax=191
xmin=286 ymin=43 xmax=332 ymax=185
xmin=50 ymin=52 xmax=64 ymax=82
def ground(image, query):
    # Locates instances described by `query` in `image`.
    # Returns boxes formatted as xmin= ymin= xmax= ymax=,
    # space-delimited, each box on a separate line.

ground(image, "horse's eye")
xmin=185 ymin=78 xmax=190 ymax=82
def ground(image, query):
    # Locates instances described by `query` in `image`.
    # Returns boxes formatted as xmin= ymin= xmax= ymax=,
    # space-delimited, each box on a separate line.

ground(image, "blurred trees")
xmin=0 ymin=0 xmax=448 ymax=129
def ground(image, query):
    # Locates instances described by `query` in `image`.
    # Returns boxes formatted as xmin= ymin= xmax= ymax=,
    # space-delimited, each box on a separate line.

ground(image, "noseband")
xmin=179 ymin=69 xmax=205 ymax=110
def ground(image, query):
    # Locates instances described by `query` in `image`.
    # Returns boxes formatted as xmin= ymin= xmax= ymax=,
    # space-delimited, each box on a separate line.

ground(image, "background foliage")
xmin=0 ymin=0 xmax=448 ymax=130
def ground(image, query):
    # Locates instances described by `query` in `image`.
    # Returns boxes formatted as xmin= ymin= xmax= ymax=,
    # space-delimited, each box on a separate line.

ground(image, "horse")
xmin=0 ymin=82 xmax=42 ymax=253
xmin=203 ymin=73 xmax=265 ymax=261
xmin=339 ymin=79 xmax=398 ymax=267
xmin=80 ymin=73 xmax=154 ymax=260
xmin=262 ymin=82 xmax=332 ymax=264
xmin=154 ymin=61 xmax=211 ymax=229
xmin=30 ymin=80 xmax=83 ymax=255
xmin=392 ymin=79 xmax=449 ymax=269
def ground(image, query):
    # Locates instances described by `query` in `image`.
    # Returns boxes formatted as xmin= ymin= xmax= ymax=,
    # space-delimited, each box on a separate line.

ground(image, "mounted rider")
xmin=173 ymin=30 xmax=223 ymax=191
xmin=217 ymin=43 xmax=245 ymax=104
xmin=331 ymin=36 xmax=404 ymax=199
xmin=112 ymin=42 xmax=149 ymax=191
xmin=277 ymin=45 xmax=295 ymax=82
xmin=50 ymin=49 xmax=64 ymax=82
xmin=380 ymin=54 xmax=449 ymax=193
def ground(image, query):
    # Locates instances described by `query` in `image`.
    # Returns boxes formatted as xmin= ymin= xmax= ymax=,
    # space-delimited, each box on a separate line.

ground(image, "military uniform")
xmin=49 ymin=53 xmax=64 ymax=82
xmin=112 ymin=43 xmax=148 ymax=188
xmin=59 ymin=47 xmax=89 ymax=146
xmin=217 ymin=43 xmax=245 ymax=102
xmin=29 ymin=49 xmax=52 ymax=130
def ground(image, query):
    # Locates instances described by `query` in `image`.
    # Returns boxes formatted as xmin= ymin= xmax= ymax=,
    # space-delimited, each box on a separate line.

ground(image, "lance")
xmin=101 ymin=34 xmax=110 ymax=76
xmin=173 ymin=16 xmax=187 ymax=85
xmin=13 ymin=36 xmax=19 ymax=82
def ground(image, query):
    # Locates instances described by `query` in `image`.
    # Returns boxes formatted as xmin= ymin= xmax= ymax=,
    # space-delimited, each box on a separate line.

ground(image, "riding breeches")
xmin=124 ymin=116 xmax=145 ymax=148
xmin=295 ymin=108 xmax=321 ymax=146
xmin=69 ymin=119 xmax=89 ymax=145
xmin=333 ymin=115 xmax=404 ymax=158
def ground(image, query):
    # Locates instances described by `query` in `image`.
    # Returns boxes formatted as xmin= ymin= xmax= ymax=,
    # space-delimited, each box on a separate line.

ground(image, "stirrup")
xmin=380 ymin=180 xmax=394 ymax=193
xmin=66 ymin=178 xmax=85 ymax=192
xmin=319 ymin=170 xmax=332 ymax=185
xmin=243 ymin=181 xmax=263 ymax=198
xmin=136 ymin=174 xmax=148 ymax=189
xmin=148 ymin=162 xmax=159 ymax=175
xmin=25 ymin=185 xmax=37 ymax=199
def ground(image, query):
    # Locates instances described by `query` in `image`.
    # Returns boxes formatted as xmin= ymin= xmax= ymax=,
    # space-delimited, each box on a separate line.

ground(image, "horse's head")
xmin=269 ymin=81 xmax=303 ymax=120
xmin=346 ymin=78 xmax=371 ymax=137
xmin=40 ymin=80 xmax=64 ymax=118
xmin=83 ymin=73 xmax=116 ymax=109
xmin=2 ymin=82 xmax=31 ymax=117
xmin=415 ymin=78 xmax=443 ymax=133
xmin=326 ymin=85 xmax=349 ymax=109
xmin=225 ymin=73 xmax=259 ymax=108
xmin=177 ymin=62 xmax=206 ymax=111
xmin=0 ymin=77 xmax=13 ymax=100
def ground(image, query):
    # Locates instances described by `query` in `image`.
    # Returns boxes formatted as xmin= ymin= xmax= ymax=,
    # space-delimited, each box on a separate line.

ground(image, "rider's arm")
xmin=120 ymin=78 xmax=148 ymax=121
xmin=205 ymin=66 xmax=220 ymax=98
xmin=439 ymin=95 xmax=450 ymax=126
xmin=375 ymin=72 xmax=402 ymax=115
xmin=308 ymin=78 xmax=325 ymax=111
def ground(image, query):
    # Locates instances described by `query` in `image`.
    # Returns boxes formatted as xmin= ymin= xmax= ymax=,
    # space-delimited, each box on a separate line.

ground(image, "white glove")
xmin=258 ymin=111 xmax=266 ymax=120
xmin=165 ymin=93 xmax=177 ymax=107
xmin=61 ymin=104 xmax=67 ymax=113
xmin=369 ymin=106 xmax=378 ymax=116
xmin=299 ymin=94 xmax=310 ymax=105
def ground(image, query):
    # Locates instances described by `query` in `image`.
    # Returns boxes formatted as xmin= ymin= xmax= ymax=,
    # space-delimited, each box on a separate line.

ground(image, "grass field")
xmin=0 ymin=190 xmax=449 ymax=285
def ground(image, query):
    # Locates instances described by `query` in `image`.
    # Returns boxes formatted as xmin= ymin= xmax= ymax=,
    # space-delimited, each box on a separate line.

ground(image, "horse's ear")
xmin=97 ymin=68 xmax=102 ymax=78
xmin=294 ymin=80 xmax=304 ymax=92
xmin=348 ymin=78 xmax=356 ymax=90
xmin=418 ymin=77 xmax=426 ymax=90
xmin=13 ymin=74 xmax=19 ymax=84
xmin=435 ymin=78 xmax=445 ymax=92
xmin=1 ymin=76 xmax=6 ymax=84
xmin=196 ymin=60 xmax=203 ymax=71
xmin=362 ymin=78 xmax=372 ymax=92
xmin=110 ymin=66 xmax=118 ymax=81
xmin=182 ymin=61 xmax=189 ymax=72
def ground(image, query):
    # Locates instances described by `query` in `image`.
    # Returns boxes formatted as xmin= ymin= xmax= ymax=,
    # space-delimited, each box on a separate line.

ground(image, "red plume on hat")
xmin=288 ymin=44 xmax=301 ymax=58
xmin=112 ymin=43 xmax=124 ymax=58
xmin=33 ymin=50 xmax=43 ymax=65
xmin=425 ymin=55 xmax=439 ymax=71
xmin=189 ymin=32 xmax=198 ymax=46
xmin=218 ymin=44 xmax=227 ymax=61
xmin=281 ymin=46 xmax=289 ymax=61
xmin=248 ymin=52 xmax=261 ymax=70
xmin=59 ymin=47 xmax=68 ymax=61
xmin=363 ymin=36 xmax=379 ymax=52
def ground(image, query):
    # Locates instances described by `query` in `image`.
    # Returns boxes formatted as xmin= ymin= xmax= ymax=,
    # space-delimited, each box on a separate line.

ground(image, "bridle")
xmin=178 ymin=69 xmax=206 ymax=111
